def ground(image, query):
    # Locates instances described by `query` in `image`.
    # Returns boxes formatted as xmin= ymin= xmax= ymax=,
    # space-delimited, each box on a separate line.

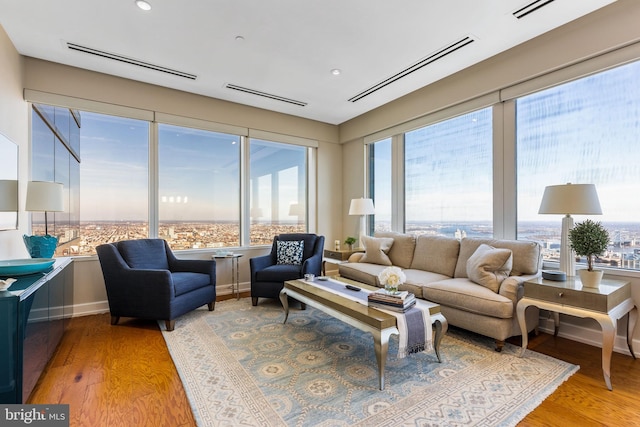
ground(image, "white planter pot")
xmin=578 ymin=269 xmax=604 ymax=288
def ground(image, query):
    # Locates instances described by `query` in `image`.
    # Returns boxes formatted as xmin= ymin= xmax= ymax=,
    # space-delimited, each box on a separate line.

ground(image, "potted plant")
xmin=344 ymin=236 xmax=357 ymax=250
xmin=568 ymin=219 xmax=610 ymax=287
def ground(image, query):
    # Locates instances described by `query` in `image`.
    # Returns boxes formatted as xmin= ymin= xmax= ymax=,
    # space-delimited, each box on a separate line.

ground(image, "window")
xmin=404 ymin=108 xmax=493 ymax=238
xmin=249 ymin=139 xmax=307 ymax=245
xmin=158 ymin=124 xmax=240 ymax=249
xmin=79 ymin=112 xmax=149 ymax=255
xmin=517 ymin=60 xmax=640 ymax=270
xmin=31 ymin=104 xmax=80 ymax=256
xmin=369 ymin=138 xmax=392 ymax=233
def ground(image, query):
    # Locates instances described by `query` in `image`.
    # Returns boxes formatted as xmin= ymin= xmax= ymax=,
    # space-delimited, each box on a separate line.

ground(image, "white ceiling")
xmin=0 ymin=0 xmax=616 ymax=125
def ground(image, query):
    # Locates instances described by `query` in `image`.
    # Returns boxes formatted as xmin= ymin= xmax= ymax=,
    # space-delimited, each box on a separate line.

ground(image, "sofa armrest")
xmin=348 ymin=252 xmax=365 ymax=263
xmin=498 ymin=273 xmax=541 ymax=305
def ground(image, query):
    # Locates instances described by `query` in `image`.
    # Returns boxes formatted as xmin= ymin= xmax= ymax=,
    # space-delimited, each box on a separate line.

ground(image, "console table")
xmin=516 ymin=275 xmax=636 ymax=390
xmin=0 ymin=257 xmax=73 ymax=403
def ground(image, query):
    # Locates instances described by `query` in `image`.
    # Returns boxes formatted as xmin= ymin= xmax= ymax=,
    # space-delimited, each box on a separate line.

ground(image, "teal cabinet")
xmin=0 ymin=258 xmax=73 ymax=403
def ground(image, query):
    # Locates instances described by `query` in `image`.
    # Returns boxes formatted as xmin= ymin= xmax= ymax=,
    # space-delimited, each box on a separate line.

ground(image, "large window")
xmin=31 ymin=103 xmax=315 ymax=255
xmin=517 ymin=60 xmax=640 ymax=270
xmin=158 ymin=124 xmax=240 ymax=249
xmin=369 ymin=138 xmax=392 ymax=233
xmin=31 ymin=104 xmax=80 ymax=256
xmin=249 ymin=139 xmax=307 ymax=245
xmin=79 ymin=112 xmax=149 ymax=255
xmin=404 ymin=108 xmax=493 ymax=238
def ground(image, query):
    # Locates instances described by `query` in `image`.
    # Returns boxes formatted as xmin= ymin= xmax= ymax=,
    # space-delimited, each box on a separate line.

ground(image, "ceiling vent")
xmin=66 ymin=42 xmax=197 ymax=80
xmin=348 ymin=36 xmax=475 ymax=103
xmin=225 ymin=84 xmax=307 ymax=107
xmin=513 ymin=0 xmax=556 ymax=19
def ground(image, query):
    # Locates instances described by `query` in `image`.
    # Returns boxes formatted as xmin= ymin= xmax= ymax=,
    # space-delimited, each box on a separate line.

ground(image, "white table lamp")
xmin=538 ymin=183 xmax=602 ymax=276
xmin=349 ymin=198 xmax=375 ymax=248
xmin=24 ymin=181 xmax=64 ymax=258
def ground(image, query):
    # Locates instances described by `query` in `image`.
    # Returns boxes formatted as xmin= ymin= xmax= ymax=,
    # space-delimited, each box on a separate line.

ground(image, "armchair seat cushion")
xmin=172 ymin=272 xmax=212 ymax=297
xmin=255 ymin=264 xmax=303 ymax=282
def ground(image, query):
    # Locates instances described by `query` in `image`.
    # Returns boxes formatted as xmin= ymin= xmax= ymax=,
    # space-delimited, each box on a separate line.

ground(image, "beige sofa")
xmin=338 ymin=232 xmax=542 ymax=351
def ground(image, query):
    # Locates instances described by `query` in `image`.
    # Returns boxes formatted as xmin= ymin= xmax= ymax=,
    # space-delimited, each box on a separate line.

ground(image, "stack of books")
xmin=368 ymin=289 xmax=416 ymax=312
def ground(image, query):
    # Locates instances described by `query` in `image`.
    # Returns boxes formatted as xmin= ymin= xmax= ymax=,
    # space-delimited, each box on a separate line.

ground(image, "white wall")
xmin=0 ymin=25 xmax=30 ymax=260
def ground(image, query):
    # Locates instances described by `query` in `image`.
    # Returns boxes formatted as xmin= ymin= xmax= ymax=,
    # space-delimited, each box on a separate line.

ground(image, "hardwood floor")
xmin=29 ymin=295 xmax=640 ymax=426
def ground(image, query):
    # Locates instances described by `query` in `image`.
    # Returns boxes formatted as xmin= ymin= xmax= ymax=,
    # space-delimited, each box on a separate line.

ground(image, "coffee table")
xmin=280 ymin=277 xmax=447 ymax=390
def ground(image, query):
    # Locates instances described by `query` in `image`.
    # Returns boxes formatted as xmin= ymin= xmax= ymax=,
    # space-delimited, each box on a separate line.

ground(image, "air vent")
xmin=66 ymin=42 xmax=197 ymax=80
xmin=348 ymin=36 xmax=475 ymax=103
xmin=513 ymin=0 xmax=555 ymax=19
xmin=225 ymin=84 xmax=307 ymax=107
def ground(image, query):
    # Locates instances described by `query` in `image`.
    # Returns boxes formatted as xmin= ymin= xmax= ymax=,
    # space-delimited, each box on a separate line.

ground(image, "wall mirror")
xmin=0 ymin=132 xmax=18 ymax=230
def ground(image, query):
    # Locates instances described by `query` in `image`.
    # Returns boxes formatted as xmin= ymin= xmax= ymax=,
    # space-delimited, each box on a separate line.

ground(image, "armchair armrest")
xmin=250 ymin=254 xmax=275 ymax=281
xmin=302 ymin=252 xmax=323 ymax=276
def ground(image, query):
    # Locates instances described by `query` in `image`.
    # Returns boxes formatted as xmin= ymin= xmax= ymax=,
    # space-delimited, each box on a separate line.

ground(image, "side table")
xmin=212 ymin=254 xmax=243 ymax=299
xmin=516 ymin=276 xmax=637 ymax=390
xmin=322 ymin=248 xmax=363 ymax=275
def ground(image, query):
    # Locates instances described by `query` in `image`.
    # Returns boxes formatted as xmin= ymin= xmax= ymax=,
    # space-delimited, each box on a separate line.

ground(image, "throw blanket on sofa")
xmin=303 ymin=278 xmax=432 ymax=358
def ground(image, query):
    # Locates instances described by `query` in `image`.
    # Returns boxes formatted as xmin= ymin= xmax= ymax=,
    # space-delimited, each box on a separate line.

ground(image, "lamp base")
xmin=23 ymin=234 xmax=58 ymax=258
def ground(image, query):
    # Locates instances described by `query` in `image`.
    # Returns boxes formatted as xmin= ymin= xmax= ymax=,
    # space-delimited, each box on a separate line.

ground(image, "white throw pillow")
xmin=466 ymin=244 xmax=513 ymax=293
xmin=360 ymin=236 xmax=394 ymax=266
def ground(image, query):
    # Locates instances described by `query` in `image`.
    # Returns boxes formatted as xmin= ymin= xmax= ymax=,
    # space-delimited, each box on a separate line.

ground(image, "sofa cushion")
xmin=337 ymin=262 xmax=387 ymax=287
xmin=360 ymin=236 xmax=394 ymax=266
xmin=276 ymin=240 xmax=304 ymax=265
xmin=374 ymin=232 xmax=416 ymax=268
xmin=466 ymin=244 xmax=513 ymax=293
xmin=454 ymin=238 xmax=541 ymax=278
xmin=410 ymin=235 xmax=460 ymax=277
xmin=423 ymin=278 xmax=514 ymax=319
xmin=402 ymin=269 xmax=453 ymax=299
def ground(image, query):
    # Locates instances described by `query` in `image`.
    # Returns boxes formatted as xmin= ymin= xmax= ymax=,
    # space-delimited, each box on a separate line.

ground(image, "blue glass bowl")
xmin=0 ymin=258 xmax=55 ymax=276
xmin=23 ymin=234 xmax=58 ymax=258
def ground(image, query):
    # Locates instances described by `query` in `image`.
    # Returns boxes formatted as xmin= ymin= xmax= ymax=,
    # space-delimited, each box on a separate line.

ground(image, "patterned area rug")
xmin=161 ymin=298 xmax=578 ymax=426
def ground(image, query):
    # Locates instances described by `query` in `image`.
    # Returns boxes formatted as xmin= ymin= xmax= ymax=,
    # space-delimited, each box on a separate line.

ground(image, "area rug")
xmin=161 ymin=298 xmax=578 ymax=427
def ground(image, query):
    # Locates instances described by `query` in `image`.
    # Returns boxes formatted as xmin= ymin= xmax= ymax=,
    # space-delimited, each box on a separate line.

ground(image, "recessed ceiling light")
xmin=135 ymin=0 xmax=152 ymax=11
xmin=331 ymin=69 xmax=341 ymax=76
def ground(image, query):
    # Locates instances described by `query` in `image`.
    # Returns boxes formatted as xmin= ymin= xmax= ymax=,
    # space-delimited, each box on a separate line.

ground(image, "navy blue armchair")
xmin=96 ymin=239 xmax=216 ymax=331
xmin=250 ymin=233 xmax=325 ymax=306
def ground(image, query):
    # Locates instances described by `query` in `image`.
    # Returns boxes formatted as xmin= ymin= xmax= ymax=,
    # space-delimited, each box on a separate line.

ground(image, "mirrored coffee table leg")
xmin=432 ymin=313 xmax=447 ymax=363
xmin=279 ymin=289 xmax=290 ymax=324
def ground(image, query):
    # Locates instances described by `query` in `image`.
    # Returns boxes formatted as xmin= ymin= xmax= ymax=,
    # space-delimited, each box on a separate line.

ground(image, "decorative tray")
xmin=0 ymin=258 xmax=55 ymax=276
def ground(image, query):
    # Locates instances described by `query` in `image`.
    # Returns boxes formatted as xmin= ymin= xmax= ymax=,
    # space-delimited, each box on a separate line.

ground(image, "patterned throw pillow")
xmin=276 ymin=240 xmax=305 ymax=265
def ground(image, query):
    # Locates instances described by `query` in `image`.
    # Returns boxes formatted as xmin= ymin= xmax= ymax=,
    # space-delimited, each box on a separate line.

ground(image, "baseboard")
xmin=71 ymin=300 xmax=110 ymax=317
xmin=537 ymin=315 xmax=638 ymax=358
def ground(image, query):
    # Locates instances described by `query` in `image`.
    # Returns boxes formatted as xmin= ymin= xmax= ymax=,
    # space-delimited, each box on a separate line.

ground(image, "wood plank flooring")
xmin=28 ymin=294 xmax=640 ymax=426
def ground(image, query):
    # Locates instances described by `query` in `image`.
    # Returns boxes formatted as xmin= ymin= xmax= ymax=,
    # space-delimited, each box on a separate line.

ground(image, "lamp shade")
xmin=0 ymin=179 xmax=18 ymax=211
xmin=349 ymin=198 xmax=375 ymax=215
xmin=26 ymin=181 xmax=64 ymax=212
xmin=538 ymin=183 xmax=602 ymax=215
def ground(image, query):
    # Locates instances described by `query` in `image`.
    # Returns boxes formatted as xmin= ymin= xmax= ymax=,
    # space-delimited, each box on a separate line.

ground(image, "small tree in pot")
xmin=568 ymin=219 xmax=610 ymax=287
xmin=344 ymin=237 xmax=357 ymax=250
